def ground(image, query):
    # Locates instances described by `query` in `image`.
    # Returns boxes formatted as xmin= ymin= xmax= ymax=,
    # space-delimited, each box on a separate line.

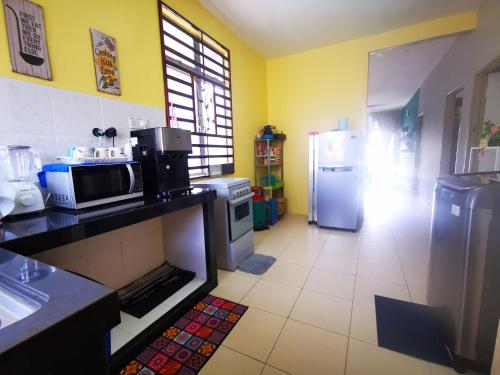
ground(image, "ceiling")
xmin=367 ymin=35 xmax=457 ymax=112
xmin=198 ymin=0 xmax=481 ymax=58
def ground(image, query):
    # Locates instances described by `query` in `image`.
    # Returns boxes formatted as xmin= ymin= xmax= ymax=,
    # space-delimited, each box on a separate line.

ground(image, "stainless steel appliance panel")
xmin=153 ymin=127 xmax=192 ymax=152
xmin=428 ymin=174 xmax=500 ymax=368
xmin=316 ymin=166 xmax=360 ymax=229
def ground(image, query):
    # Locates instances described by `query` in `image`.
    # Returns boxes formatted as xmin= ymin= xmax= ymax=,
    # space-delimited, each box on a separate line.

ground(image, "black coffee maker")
xmin=131 ymin=127 xmax=192 ymax=198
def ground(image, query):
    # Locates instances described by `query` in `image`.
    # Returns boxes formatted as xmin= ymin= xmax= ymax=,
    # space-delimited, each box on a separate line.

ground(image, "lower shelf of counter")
xmin=112 ymin=277 xmax=206 ymax=353
xmin=109 ymin=277 xmax=217 ymax=373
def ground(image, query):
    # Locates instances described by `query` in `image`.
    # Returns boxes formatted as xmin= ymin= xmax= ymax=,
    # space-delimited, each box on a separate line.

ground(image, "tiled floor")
xmin=203 ymin=186 xmax=458 ymax=375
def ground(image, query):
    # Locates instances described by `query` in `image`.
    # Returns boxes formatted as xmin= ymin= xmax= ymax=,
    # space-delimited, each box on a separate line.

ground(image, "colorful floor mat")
xmin=120 ymin=295 xmax=248 ymax=375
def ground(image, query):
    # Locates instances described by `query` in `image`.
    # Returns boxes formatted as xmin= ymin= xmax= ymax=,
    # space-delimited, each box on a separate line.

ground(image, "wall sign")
xmin=3 ymin=0 xmax=51 ymax=80
xmin=90 ymin=29 xmax=121 ymax=96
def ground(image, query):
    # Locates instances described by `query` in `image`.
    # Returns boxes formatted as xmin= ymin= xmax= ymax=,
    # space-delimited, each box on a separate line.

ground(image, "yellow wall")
xmin=267 ymin=11 xmax=477 ymax=215
xmin=0 ymin=2 xmax=478 ymax=209
xmin=0 ymin=0 xmax=267 ymax=182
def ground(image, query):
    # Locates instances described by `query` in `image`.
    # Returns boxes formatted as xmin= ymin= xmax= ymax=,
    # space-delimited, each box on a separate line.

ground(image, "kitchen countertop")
xmin=0 ymin=188 xmax=217 ymax=256
xmin=0 ymin=246 xmax=119 ymax=371
xmin=0 ymin=188 xmax=218 ymax=373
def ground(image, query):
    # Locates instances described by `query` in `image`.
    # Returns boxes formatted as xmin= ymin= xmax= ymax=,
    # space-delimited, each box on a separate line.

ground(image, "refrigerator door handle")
xmin=321 ymin=166 xmax=354 ymax=172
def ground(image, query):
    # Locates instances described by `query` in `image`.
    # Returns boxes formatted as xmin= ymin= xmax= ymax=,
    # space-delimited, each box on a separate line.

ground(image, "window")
xmin=159 ymin=3 xmax=234 ymax=178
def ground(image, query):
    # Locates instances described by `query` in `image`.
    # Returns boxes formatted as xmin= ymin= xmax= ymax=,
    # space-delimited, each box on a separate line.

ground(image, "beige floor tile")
xmin=405 ymin=270 xmax=428 ymax=289
xmin=268 ymin=319 xmax=348 ymax=375
xmin=290 ymin=289 xmax=352 ymax=335
xmin=223 ymin=307 xmax=286 ymax=362
xmin=354 ymin=276 xmax=411 ymax=305
xmin=256 ymin=247 xmax=287 ymax=259
xmin=350 ymin=303 xmax=377 ymax=345
xmin=359 ymin=237 xmax=397 ymax=252
xmin=255 ymin=240 xmax=289 ymax=258
xmin=211 ymin=271 xmax=259 ymax=302
xmin=262 ymin=260 xmax=311 ymax=287
xmin=304 ymin=268 xmax=355 ymax=300
xmin=264 ymin=228 xmax=299 ymax=243
xmin=279 ymin=247 xmax=321 ymax=267
xmin=322 ymin=240 xmax=359 ymax=258
xmin=254 ymin=229 xmax=270 ymax=244
xmin=429 ymin=364 xmax=458 ymax=375
xmin=261 ymin=365 xmax=290 ymax=375
xmin=314 ymin=252 xmax=357 ymax=275
xmin=410 ymin=287 xmax=427 ymax=305
xmin=300 ymin=227 xmax=331 ymax=240
xmin=199 ymin=346 xmax=264 ymax=375
xmin=359 ymin=245 xmax=399 ymax=264
xmin=346 ymin=338 xmax=432 ymax=375
xmin=326 ymin=233 xmax=360 ymax=249
xmin=286 ymin=236 xmax=326 ymax=251
xmin=357 ymin=259 xmax=406 ymax=285
xmin=241 ymin=279 xmax=301 ymax=317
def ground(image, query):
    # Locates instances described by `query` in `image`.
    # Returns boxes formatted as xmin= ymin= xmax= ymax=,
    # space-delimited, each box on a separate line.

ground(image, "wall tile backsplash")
xmin=0 ymin=77 xmax=165 ymax=164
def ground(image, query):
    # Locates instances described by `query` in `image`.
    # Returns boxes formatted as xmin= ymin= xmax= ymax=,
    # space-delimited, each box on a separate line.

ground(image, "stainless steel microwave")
xmin=44 ymin=162 xmax=143 ymax=209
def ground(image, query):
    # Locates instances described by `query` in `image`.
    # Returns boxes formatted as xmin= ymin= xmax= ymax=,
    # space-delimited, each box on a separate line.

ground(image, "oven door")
xmin=71 ymin=164 xmax=133 ymax=205
xmin=227 ymin=193 xmax=253 ymax=242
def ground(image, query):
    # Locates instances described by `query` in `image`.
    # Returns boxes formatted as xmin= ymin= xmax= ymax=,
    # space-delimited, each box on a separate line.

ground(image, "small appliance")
xmin=131 ymin=127 xmax=192 ymax=198
xmin=191 ymin=177 xmax=254 ymax=271
xmin=0 ymin=145 xmax=45 ymax=216
xmin=0 ymin=176 xmax=16 ymax=219
xmin=308 ymin=130 xmax=363 ymax=230
xmin=428 ymin=173 xmax=500 ymax=370
xmin=41 ymin=162 xmax=143 ymax=209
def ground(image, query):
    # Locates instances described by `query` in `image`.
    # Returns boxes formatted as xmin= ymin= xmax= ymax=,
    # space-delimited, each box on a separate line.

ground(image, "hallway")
xmin=207 ymin=188 xmax=442 ymax=374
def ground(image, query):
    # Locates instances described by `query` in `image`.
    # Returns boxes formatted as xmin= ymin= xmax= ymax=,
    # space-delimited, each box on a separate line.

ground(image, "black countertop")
xmin=0 ymin=246 xmax=119 ymax=370
xmin=0 ymin=188 xmax=217 ymax=372
xmin=0 ymin=188 xmax=216 ymax=256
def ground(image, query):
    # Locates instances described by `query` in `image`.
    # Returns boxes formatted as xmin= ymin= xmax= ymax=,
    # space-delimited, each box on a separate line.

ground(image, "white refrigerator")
xmin=308 ymin=130 xmax=363 ymax=230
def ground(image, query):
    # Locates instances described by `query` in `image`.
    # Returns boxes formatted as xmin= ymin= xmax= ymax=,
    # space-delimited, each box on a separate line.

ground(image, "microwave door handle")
xmin=126 ymin=164 xmax=135 ymax=194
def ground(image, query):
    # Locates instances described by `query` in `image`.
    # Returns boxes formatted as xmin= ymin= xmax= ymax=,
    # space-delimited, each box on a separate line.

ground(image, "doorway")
xmin=412 ymin=113 xmax=424 ymax=192
xmin=443 ymin=87 xmax=464 ymax=175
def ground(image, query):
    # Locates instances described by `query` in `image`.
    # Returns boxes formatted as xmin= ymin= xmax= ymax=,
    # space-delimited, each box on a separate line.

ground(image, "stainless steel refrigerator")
xmin=308 ymin=130 xmax=363 ymax=230
xmin=428 ymin=173 xmax=500 ymax=369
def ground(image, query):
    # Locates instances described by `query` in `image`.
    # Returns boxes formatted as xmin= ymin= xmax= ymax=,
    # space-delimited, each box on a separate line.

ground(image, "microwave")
xmin=43 ymin=162 xmax=143 ymax=209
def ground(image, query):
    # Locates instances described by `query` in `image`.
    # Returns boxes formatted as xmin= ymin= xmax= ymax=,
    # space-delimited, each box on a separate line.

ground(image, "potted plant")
xmin=480 ymin=120 xmax=500 ymax=149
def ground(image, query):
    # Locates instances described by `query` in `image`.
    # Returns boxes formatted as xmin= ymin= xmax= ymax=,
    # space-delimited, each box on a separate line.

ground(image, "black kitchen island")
xmin=0 ymin=188 xmax=218 ymax=374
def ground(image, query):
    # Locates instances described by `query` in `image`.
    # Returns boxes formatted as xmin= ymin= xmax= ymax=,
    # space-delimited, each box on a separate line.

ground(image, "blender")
xmin=0 ymin=145 xmax=45 ymax=216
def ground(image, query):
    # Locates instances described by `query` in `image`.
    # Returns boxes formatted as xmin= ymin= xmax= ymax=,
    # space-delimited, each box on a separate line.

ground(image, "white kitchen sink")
xmin=0 ymin=274 xmax=45 ymax=330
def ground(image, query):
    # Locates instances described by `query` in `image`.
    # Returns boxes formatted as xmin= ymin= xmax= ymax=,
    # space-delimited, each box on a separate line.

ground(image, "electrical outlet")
xmin=129 ymin=117 xmax=148 ymax=129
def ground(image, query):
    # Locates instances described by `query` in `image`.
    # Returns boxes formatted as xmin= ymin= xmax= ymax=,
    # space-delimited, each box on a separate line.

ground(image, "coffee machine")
xmin=131 ymin=127 xmax=192 ymax=198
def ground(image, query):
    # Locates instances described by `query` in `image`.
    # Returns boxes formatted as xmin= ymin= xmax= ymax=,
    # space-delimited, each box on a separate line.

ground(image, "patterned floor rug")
xmin=120 ymin=295 xmax=248 ymax=374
